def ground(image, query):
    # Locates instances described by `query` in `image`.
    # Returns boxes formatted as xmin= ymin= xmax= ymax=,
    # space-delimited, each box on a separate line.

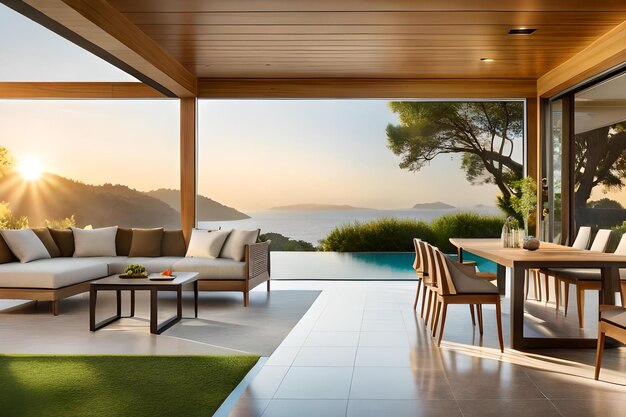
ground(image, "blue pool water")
xmin=271 ymin=252 xmax=496 ymax=280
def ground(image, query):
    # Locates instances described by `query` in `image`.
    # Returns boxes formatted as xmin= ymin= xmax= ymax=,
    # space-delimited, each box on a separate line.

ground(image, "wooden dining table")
xmin=450 ymin=238 xmax=626 ymax=350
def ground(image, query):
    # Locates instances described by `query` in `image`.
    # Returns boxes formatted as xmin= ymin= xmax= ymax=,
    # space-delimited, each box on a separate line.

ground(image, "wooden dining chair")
xmin=427 ymin=244 xmax=504 ymax=352
xmin=531 ymin=226 xmax=592 ymax=304
xmin=413 ymin=240 xmax=479 ymax=333
xmin=547 ymin=229 xmax=617 ymax=328
xmin=595 ymin=305 xmax=626 ymax=380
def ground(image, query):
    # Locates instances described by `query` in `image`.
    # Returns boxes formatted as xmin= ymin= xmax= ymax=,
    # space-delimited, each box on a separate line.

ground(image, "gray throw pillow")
xmin=220 ymin=229 xmax=260 ymax=261
xmin=0 ymin=229 xmax=51 ymax=263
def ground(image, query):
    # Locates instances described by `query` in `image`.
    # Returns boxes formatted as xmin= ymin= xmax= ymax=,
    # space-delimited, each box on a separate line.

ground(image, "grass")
xmin=0 ymin=354 xmax=259 ymax=417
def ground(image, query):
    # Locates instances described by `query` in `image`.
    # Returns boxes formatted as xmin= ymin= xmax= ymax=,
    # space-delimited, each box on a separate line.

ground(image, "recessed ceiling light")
xmin=509 ymin=28 xmax=536 ymax=35
xmin=480 ymin=58 xmax=494 ymax=62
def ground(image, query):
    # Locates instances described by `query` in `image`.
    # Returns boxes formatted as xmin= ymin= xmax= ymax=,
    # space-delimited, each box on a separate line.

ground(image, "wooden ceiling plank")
xmin=3 ymin=0 xmax=197 ymax=97
xmin=538 ymin=21 xmax=626 ymax=97
xmin=0 ymin=82 xmax=165 ymax=99
xmin=120 ymin=11 xmax=626 ymax=26
xmin=108 ymin=0 xmax=626 ymax=13
xmin=198 ymin=78 xmax=536 ymax=99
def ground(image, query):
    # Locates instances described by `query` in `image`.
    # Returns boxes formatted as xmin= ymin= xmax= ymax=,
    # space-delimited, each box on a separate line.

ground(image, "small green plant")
xmin=0 ymin=201 xmax=28 ymax=229
xmin=510 ymin=177 xmax=537 ymax=233
xmin=45 ymin=215 xmax=76 ymax=229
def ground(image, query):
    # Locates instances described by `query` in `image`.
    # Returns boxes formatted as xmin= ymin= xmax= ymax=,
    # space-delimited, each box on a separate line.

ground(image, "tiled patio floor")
xmin=226 ymin=281 xmax=626 ymax=417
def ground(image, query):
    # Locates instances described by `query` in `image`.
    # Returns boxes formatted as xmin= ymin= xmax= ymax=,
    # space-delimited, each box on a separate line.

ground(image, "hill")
xmin=0 ymin=172 xmax=246 ymax=228
xmin=144 ymin=189 xmax=249 ymax=221
xmin=270 ymin=203 xmax=367 ymax=211
xmin=412 ymin=202 xmax=455 ymax=210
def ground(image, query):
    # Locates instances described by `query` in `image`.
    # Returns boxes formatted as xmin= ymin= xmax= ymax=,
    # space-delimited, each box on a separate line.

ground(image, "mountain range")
xmin=412 ymin=202 xmax=455 ymax=210
xmin=270 ymin=203 xmax=367 ymax=211
xmin=0 ymin=171 xmax=248 ymax=228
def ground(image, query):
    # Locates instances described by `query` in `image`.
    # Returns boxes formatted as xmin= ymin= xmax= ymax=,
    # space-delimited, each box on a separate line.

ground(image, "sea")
xmin=197 ymin=207 xmax=501 ymax=245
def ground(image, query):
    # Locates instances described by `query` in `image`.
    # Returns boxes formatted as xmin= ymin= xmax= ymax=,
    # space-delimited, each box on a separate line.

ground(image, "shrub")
xmin=320 ymin=217 xmax=436 ymax=252
xmin=259 ymin=232 xmax=316 ymax=251
xmin=431 ymin=212 xmax=505 ymax=252
xmin=320 ymin=212 xmax=505 ymax=253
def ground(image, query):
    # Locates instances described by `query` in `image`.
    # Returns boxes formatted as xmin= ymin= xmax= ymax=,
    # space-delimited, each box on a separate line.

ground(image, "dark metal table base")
xmin=90 ymin=281 xmax=198 ymax=335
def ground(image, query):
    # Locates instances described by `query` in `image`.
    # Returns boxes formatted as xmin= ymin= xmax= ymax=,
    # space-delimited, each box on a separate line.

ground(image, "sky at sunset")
xmin=0 ymin=4 xmax=525 ymax=212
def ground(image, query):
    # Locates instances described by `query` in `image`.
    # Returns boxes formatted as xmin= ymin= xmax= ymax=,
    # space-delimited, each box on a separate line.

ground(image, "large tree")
xmin=573 ymin=123 xmax=626 ymax=207
xmin=386 ymin=102 xmax=524 ymax=216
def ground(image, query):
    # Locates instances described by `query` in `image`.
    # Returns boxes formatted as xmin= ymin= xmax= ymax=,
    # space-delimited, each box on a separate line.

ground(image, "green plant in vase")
xmin=510 ymin=177 xmax=538 ymax=235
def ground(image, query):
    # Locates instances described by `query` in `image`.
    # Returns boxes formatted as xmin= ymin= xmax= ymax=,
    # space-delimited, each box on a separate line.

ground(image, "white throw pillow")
xmin=220 ymin=229 xmax=260 ymax=261
xmin=0 ymin=229 xmax=51 ymax=263
xmin=185 ymin=229 xmax=230 ymax=258
xmin=72 ymin=226 xmax=118 ymax=257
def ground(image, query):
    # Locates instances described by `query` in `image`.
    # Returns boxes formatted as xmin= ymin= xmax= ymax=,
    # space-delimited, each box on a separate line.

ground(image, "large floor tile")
xmin=361 ymin=319 xmax=407 ymax=332
xmin=525 ymin=369 xmax=626 ymax=401
xmin=456 ymin=399 xmax=561 ymax=417
xmin=228 ymin=398 xmax=270 ymax=417
xmin=349 ymin=367 xmax=453 ymax=400
xmin=359 ymin=331 xmax=410 ymax=347
xmin=445 ymin=365 xmax=544 ymax=400
xmin=264 ymin=347 xmax=300 ymax=367
xmin=552 ymin=399 xmax=626 ymax=417
xmin=261 ymin=399 xmax=347 ymax=417
xmin=304 ymin=331 xmax=360 ymax=347
xmin=274 ymin=367 xmax=353 ymax=399
xmin=292 ymin=346 xmax=357 ymax=366
xmin=241 ymin=366 xmax=290 ymax=399
xmin=347 ymin=399 xmax=462 ymax=417
xmin=355 ymin=346 xmax=412 ymax=367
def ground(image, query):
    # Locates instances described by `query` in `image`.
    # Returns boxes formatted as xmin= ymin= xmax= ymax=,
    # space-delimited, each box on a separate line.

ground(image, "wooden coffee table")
xmin=89 ymin=272 xmax=199 ymax=335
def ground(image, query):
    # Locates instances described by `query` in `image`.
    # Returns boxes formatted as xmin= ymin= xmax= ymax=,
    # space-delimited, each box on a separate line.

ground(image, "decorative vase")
xmin=523 ymin=236 xmax=540 ymax=251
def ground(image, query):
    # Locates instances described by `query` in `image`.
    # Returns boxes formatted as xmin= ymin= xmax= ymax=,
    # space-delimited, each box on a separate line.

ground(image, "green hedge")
xmin=320 ymin=217 xmax=436 ymax=252
xmin=320 ymin=213 xmax=504 ymax=252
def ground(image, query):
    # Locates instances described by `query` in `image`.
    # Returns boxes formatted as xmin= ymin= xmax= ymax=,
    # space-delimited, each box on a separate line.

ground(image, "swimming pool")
xmin=270 ymin=252 xmax=497 ymax=280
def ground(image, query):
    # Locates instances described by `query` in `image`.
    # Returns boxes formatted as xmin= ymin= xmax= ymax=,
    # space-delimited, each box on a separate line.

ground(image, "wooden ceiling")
xmin=106 ymin=0 xmax=626 ymax=79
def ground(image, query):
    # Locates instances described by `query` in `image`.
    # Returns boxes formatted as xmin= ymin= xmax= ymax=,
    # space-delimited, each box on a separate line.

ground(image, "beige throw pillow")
xmin=220 ymin=229 xmax=260 ymax=261
xmin=185 ymin=229 xmax=230 ymax=258
xmin=0 ymin=229 xmax=51 ymax=263
xmin=72 ymin=226 xmax=118 ymax=257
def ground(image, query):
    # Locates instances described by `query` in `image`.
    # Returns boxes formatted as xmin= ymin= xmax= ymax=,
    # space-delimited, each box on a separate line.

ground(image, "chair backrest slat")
xmin=614 ymin=233 xmax=626 ymax=255
xmin=590 ymin=229 xmax=612 ymax=253
xmin=431 ymin=245 xmax=457 ymax=295
xmin=572 ymin=226 xmax=592 ymax=249
xmin=413 ymin=238 xmax=421 ymax=272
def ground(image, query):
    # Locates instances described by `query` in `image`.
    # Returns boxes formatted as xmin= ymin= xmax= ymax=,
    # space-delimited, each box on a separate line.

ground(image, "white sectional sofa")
xmin=0 ymin=227 xmax=271 ymax=315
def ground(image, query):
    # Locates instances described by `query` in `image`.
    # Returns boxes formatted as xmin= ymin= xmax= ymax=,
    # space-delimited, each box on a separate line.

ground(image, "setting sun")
xmin=17 ymin=158 xmax=44 ymax=181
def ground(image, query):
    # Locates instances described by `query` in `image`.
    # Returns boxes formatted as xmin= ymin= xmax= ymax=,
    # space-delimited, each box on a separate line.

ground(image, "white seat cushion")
xmin=107 ymin=257 xmax=183 ymax=274
xmin=173 ymin=257 xmax=246 ymax=280
xmin=0 ymin=258 xmax=109 ymax=289
xmin=445 ymin=257 xmax=499 ymax=294
xmin=0 ymin=229 xmax=51 ymax=263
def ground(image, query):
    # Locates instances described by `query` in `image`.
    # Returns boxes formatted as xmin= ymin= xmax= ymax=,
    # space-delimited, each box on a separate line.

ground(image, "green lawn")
xmin=0 ymin=354 xmax=259 ymax=417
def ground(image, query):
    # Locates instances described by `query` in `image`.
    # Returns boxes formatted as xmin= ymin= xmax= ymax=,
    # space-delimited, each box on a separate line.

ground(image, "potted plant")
xmin=510 ymin=177 xmax=539 ymax=249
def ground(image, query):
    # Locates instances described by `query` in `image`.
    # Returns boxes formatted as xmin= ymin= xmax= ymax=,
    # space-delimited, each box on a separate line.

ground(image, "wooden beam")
xmin=2 ymin=0 xmax=197 ymax=98
xmin=538 ymin=21 xmax=626 ymax=97
xmin=180 ymin=98 xmax=197 ymax=242
xmin=0 ymin=82 xmax=165 ymax=99
xmin=198 ymin=78 xmax=537 ymax=99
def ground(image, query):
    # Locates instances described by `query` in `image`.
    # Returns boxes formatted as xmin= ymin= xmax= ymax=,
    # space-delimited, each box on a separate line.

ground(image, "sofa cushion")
xmin=115 ymin=227 xmax=133 ymax=256
xmin=49 ymin=228 xmax=74 ymax=257
xmin=129 ymin=228 xmax=164 ymax=257
xmin=0 ymin=234 xmax=17 ymax=264
xmin=72 ymin=226 xmax=118 ymax=257
xmin=0 ymin=229 xmax=51 ymax=263
xmin=186 ymin=230 xmax=230 ymax=259
xmin=107 ymin=257 xmax=183 ymax=274
xmin=173 ymin=257 xmax=246 ymax=280
xmin=162 ymin=230 xmax=186 ymax=257
xmin=32 ymin=228 xmax=62 ymax=258
xmin=220 ymin=229 xmax=259 ymax=261
xmin=0 ymin=258 xmax=110 ymax=289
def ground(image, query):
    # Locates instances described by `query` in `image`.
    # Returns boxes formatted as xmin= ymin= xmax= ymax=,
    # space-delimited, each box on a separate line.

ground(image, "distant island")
xmin=412 ymin=202 xmax=455 ymax=210
xmin=270 ymin=203 xmax=368 ymax=211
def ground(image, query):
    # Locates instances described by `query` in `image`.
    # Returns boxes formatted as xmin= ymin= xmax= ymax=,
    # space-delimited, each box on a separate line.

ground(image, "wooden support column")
xmin=180 ymin=98 xmax=197 ymax=242
xmin=525 ymin=96 xmax=539 ymax=237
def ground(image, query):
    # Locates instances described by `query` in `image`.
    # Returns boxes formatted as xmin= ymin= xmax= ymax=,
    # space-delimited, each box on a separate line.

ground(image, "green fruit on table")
xmin=124 ymin=264 xmax=146 ymax=275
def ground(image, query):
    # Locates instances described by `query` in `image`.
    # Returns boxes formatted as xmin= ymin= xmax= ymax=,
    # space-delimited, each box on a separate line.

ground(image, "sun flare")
xmin=17 ymin=158 xmax=44 ymax=181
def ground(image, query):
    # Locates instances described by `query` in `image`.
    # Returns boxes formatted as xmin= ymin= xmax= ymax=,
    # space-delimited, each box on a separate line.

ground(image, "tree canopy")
xmin=386 ymin=101 xmax=524 ymax=217
xmin=574 ymin=123 xmax=626 ymax=207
